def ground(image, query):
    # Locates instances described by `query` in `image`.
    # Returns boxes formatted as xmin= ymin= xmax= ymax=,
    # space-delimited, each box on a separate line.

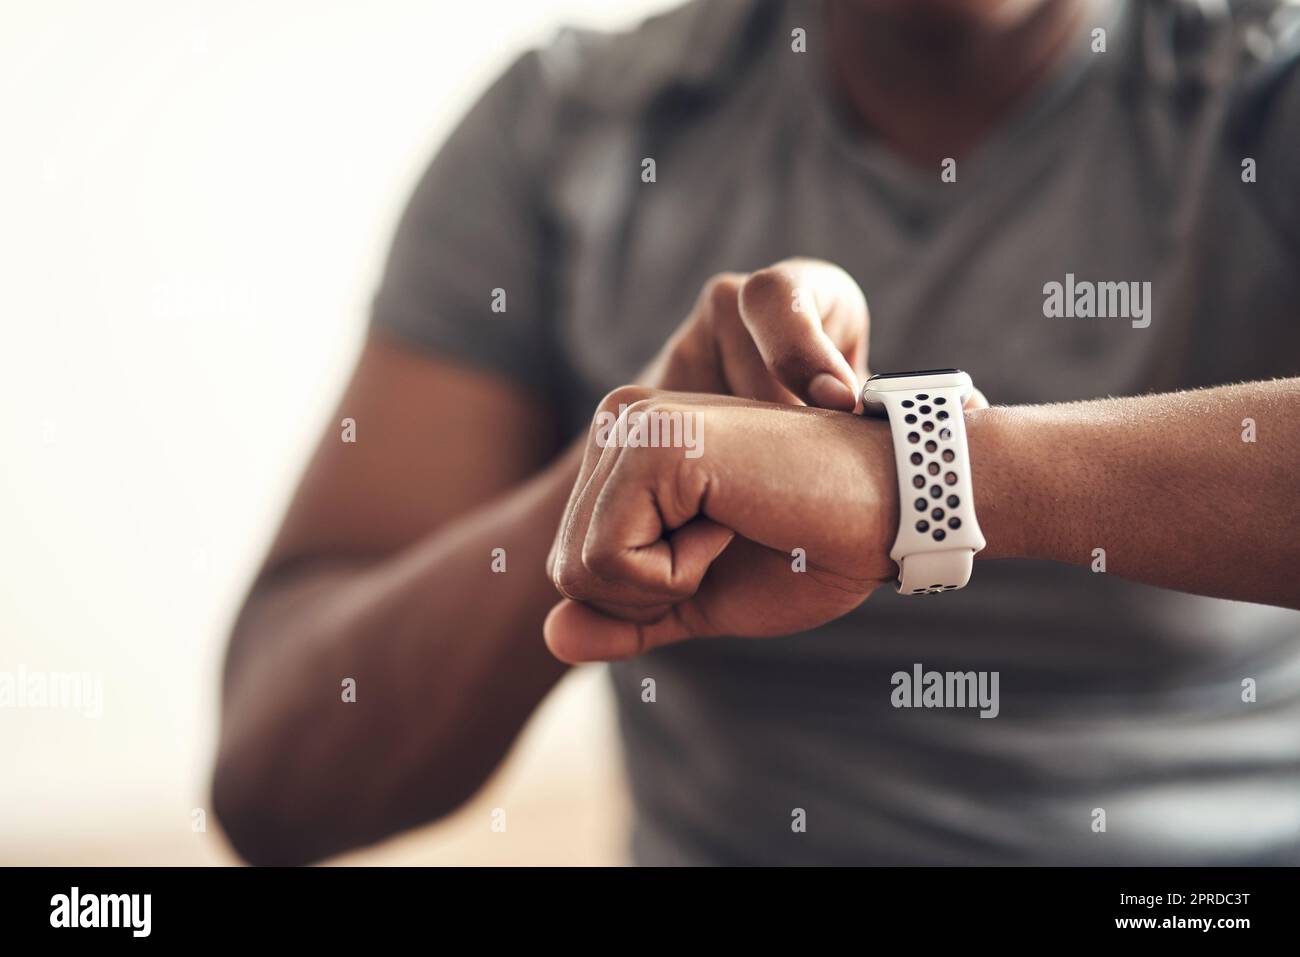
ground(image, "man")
xmin=213 ymin=0 xmax=1300 ymax=865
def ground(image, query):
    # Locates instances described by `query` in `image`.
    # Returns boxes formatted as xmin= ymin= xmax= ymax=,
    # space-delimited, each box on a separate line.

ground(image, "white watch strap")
xmin=874 ymin=384 xmax=985 ymax=595
xmin=896 ymin=550 xmax=974 ymax=594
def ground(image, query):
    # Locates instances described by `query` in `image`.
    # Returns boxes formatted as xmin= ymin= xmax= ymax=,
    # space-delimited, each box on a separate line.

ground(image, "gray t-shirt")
xmin=372 ymin=0 xmax=1300 ymax=864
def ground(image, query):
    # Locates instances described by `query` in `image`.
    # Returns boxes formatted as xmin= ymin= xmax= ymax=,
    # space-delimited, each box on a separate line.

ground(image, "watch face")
xmin=866 ymin=369 xmax=960 ymax=381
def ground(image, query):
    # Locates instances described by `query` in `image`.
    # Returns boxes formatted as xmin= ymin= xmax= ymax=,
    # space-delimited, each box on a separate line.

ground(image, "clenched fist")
xmin=544 ymin=388 xmax=900 ymax=663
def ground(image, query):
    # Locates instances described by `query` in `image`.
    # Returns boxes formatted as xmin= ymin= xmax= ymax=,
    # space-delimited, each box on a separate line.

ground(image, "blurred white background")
xmin=0 ymin=0 xmax=673 ymax=865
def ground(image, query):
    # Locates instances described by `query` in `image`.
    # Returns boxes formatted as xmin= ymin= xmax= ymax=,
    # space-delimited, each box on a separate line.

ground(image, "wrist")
xmin=854 ymin=413 xmax=902 ymax=575
xmin=965 ymin=405 xmax=1049 ymax=562
xmin=855 ymin=378 xmax=997 ymax=590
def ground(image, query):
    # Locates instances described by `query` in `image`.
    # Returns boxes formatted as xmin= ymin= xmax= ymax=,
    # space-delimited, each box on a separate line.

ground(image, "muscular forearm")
xmin=213 ymin=443 xmax=581 ymax=865
xmin=970 ymin=378 xmax=1300 ymax=609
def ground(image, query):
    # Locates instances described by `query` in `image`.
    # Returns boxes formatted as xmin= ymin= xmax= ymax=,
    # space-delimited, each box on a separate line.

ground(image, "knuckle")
xmin=623 ymin=398 xmax=688 ymax=450
xmin=699 ymin=272 xmax=744 ymax=320
xmin=580 ymin=539 xmax=625 ymax=582
xmin=624 ymin=396 xmax=668 ymax=419
xmin=739 ymin=266 xmax=791 ymax=314
xmin=596 ymin=384 xmax=655 ymax=417
xmin=552 ymin=557 xmax=592 ymax=602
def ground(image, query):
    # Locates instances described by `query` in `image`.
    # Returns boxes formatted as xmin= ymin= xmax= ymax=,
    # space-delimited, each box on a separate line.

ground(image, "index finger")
xmin=737 ymin=258 xmax=870 ymax=411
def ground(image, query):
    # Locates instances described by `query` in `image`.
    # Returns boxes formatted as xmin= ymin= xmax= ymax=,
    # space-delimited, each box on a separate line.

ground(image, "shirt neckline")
xmin=786 ymin=0 xmax=1125 ymax=221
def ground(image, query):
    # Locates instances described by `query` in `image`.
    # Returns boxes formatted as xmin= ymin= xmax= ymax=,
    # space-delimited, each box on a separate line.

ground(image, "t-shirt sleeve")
xmin=369 ymin=50 xmax=561 ymax=398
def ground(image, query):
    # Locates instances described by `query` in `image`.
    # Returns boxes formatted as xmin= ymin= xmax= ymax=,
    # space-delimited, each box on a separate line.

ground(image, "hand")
xmin=544 ymin=388 xmax=900 ymax=663
xmin=639 ymin=259 xmax=870 ymax=411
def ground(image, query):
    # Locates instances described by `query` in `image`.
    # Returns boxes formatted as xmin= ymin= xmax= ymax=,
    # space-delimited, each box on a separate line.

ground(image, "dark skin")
xmin=213 ymin=260 xmax=874 ymax=863
xmin=213 ymin=0 xmax=1299 ymax=864
xmin=826 ymin=0 xmax=1090 ymax=166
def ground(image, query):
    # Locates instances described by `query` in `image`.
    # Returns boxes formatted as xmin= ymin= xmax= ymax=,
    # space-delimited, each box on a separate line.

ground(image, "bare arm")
xmin=212 ymin=261 xmax=873 ymax=864
xmin=212 ymin=335 xmax=577 ymax=865
xmin=543 ymin=378 xmax=1300 ymax=663
xmin=970 ymin=377 xmax=1300 ymax=609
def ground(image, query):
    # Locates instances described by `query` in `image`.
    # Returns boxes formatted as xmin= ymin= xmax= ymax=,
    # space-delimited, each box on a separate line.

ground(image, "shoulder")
xmin=1118 ymin=0 xmax=1300 ymax=121
xmin=1219 ymin=1 xmax=1300 ymax=143
xmin=421 ymin=1 xmax=778 ymax=188
xmin=1118 ymin=0 xmax=1300 ymax=244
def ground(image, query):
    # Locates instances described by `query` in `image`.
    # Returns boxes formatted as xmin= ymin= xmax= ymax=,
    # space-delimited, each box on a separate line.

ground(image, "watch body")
xmin=861 ymin=369 xmax=986 ymax=594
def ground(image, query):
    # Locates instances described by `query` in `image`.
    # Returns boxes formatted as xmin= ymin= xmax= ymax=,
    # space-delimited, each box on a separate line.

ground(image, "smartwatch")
xmin=860 ymin=369 xmax=986 ymax=595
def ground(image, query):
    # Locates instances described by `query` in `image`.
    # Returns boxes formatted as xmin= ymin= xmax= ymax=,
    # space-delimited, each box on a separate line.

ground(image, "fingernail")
xmin=808 ymin=373 xmax=856 ymax=410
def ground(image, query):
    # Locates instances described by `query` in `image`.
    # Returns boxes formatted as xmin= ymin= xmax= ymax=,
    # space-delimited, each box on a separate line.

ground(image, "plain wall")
xmin=0 ymin=0 xmax=674 ymax=865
